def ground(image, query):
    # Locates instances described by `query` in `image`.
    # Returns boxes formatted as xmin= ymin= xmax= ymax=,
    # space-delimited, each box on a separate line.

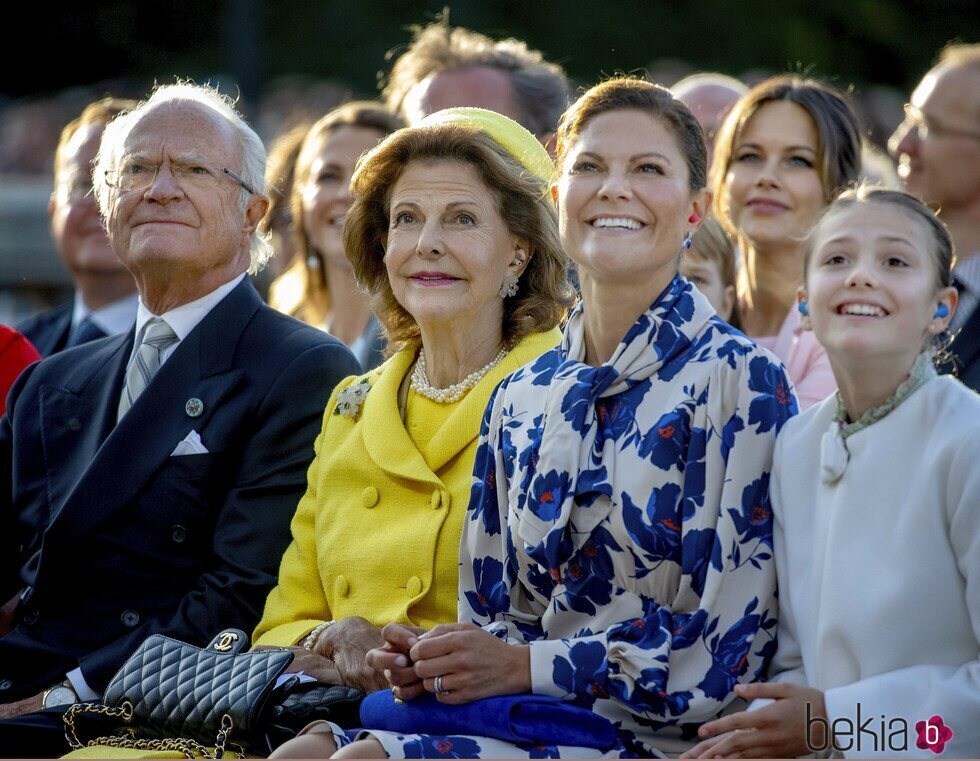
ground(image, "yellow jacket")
xmin=253 ymin=329 xmax=560 ymax=646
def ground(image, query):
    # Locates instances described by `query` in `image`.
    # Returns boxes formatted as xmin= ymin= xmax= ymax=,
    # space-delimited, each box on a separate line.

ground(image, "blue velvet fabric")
xmin=360 ymin=690 xmax=618 ymax=749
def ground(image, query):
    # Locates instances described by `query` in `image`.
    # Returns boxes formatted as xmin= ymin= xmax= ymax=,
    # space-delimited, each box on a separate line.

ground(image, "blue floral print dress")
xmin=330 ymin=277 xmax=798 ymax=758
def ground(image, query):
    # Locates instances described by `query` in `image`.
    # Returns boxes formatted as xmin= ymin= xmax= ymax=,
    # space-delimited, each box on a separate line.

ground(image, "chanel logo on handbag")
xmin=63 ymin=629 xmax=293 ymax=758
xmin=213 ymin=631 xmax=240 ymax=652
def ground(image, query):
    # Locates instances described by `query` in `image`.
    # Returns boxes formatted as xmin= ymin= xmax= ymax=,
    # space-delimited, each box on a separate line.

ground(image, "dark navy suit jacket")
xmin=948 ymin=307 xmax=980 ymax=392
xmin=0 ymin=279 xmax=360 ymax=698
xmin=15 ymin=302 xmax=73 ymax=358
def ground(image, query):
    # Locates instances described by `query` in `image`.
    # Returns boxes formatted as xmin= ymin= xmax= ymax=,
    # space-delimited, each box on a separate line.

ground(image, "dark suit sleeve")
xmin=76 ymin=341 xmax=361 ymax=690
xmin=0 ymin=363 xmax=40 ymax=602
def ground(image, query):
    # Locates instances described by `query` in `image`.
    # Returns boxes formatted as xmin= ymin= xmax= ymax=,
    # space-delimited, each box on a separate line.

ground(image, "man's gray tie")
xmin=118 ymin=317 xmax=178 ymax=420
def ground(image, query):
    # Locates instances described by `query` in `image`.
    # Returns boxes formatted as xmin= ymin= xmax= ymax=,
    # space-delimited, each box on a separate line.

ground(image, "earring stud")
xmin=934 ymin=304 xmax=949 ymax=319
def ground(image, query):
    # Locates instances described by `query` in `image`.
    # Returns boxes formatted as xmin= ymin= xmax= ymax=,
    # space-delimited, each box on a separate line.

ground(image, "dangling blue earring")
xmin=934 ymin=304 xmax=949 ymax=319
xmin=798 ymin=300 xmax=809 ymax=316
xmin=682 ymin=233 xmax=693 ymax=249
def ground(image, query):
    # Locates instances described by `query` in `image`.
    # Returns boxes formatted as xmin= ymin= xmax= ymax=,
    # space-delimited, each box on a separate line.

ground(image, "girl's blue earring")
xmin=934 ymin=304 xmax=949 ymax=319
xmin=798 ymin=300 xmax=809 ymax=316
xmin=682 ymin=233 xmax=693 ymax=250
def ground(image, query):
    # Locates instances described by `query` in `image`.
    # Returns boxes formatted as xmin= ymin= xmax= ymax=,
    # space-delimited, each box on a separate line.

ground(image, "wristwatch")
xmin=41 ymin=680 xmax=79 ymax=708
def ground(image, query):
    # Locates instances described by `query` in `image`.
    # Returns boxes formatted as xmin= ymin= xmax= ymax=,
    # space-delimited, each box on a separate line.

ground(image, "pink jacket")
xmin=764 ymin=305 xmax=836 ymax=410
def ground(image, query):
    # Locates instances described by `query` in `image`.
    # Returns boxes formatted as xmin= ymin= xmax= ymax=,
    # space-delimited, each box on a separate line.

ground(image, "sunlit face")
xmin=401 ymin=66 xmax=522 ymax=126
xmin=723 ymin=101 xmax=827 ymax=249
xmin=107 ymin=102 xmax=265 ymax=287
xmin=803 ymin=202 xmax=955 ymax=366
xmin=385 ymin=160 xmax=524 ymax=332
xmin=556 ymin=109 xmax=707 ymax=289
xmin=300 ymin=125 xmax=385 ymax=270
xmin=888 ymin=64 xmax=980 ymax=212
xmin=50 ymin=122 xmax=126 ymax=276
xmin=680 ymin=254 xmax=735 ymax=321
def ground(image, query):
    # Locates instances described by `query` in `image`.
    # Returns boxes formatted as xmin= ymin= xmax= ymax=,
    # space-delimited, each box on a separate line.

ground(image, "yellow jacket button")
xmin=430 ymin=490 xmax=441 ymax=510
xmin=334 ymin=575 xmax=349 ymax=598
xmin=362 ymin=487 xmax=379 ymax=508
xmin=407 ymin=576 xmax=423 ymax=597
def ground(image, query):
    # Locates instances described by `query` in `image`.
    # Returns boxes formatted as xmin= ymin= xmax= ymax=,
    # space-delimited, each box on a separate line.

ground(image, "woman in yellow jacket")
xmin=253 ymin=108 xmax=574 ymax=693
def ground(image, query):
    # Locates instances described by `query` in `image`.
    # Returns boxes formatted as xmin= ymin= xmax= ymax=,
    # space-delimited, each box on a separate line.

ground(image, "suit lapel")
xmin=360 ymin=348 xmax=441 ymax=487
xmin=43 ymin=280 xmax=260 ymax=545
xmin=37 ymin=335 xmax=131 ymax=525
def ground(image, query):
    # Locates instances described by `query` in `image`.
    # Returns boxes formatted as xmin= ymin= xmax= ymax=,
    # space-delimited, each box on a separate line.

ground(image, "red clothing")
xmin=0 ymin=325 xmax=40 ymax=415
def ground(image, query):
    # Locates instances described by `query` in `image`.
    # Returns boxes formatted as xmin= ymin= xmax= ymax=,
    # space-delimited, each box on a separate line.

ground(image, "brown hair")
xmin=555 ymin=77 xmax=708 ymax=192
xmin=804 ymin=185 xmax=955 ymax=289
xmin=345 ymin=124 xmax=574 ymax=353
xmin=260 ymin=122 xmax=310 ymax=239
xmin=288 ymin=102 xmax=404 ymax=325
xmin=710 ymin=75 xmax=862 ymax=235
xmin=687 ymin=217 xmax=738 ymax=289
xmin=382 ymin=20 xmax=570 ymax=137
xmin=54 ymin=97 xmax=137 ymax=181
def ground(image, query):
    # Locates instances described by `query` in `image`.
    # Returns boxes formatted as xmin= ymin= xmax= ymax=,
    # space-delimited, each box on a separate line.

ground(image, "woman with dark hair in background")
xmin=710 ymin=76 xmax=862 ymax=408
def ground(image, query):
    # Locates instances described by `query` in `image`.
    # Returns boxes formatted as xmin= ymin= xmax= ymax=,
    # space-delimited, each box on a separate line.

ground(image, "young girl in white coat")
xmin=684 ymin=186 xmax=980 ymax=758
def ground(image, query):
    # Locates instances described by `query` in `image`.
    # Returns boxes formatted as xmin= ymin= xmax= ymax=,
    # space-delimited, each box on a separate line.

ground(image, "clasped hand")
xmin=254 ymin=616 xmax=391 ymax=693
xmin=365 ymin=622 xmax=531 ymax=704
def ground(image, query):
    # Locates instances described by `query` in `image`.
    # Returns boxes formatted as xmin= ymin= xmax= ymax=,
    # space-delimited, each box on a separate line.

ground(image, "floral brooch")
xmin=333 ymin=378 xmax=371 ymax=421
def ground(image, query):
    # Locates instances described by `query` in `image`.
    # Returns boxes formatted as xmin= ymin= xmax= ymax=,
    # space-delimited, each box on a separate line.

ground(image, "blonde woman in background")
xmin=270 ymin=103 xmax=404 ymax=369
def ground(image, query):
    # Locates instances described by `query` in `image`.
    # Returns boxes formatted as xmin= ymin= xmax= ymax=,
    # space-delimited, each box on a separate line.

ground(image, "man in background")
xmin=673 ymin=72 xmax=747 ymax=169
xmin=890 ymin=44 xmax=980 ymax=391
xmin=382 ymin=18 xmax=570 ymax=152
xmin=17 ymin=98 xmax=140 ymax=356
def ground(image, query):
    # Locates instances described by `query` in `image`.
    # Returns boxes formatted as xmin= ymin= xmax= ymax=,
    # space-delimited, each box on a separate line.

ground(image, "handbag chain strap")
xmin=64 ymin=702 xmax=239 ymax=759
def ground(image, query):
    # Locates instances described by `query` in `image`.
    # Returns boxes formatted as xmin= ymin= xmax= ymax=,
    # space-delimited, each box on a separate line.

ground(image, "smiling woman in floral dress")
xmin=283 ymin=78 xmax=800 ymax=760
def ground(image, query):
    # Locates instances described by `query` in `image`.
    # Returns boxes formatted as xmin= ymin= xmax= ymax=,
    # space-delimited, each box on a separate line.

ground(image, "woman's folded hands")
xmin=367 ymin=622 xmax=532 ymax=704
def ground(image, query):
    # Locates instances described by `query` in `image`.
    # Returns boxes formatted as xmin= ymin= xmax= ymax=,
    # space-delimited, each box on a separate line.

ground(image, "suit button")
xmin=66 ymin=418 xmax=81 ymax=432
xmin=334 ymin=575 xmax=349 ymax=598
xmin=430 ymin=490 xmax=441 ymax=510
xmin=121 ymin=610 xmax=140 ymax=627
xmin=406 ymin=576 xmax=422 ymax=597
xmin=361 ymin=487 xmax=379 ymax=508
xmin=0 ymin=679 xmax=11 ymax=691
xmin=22 ymin=609 xmax=38 ymax=625
xmin=171 ymin=524 xmax=187 ymax=543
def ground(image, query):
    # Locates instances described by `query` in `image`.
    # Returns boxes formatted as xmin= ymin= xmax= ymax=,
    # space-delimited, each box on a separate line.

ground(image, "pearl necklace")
xmin=411 ymin=347 xmax=509 ymax=404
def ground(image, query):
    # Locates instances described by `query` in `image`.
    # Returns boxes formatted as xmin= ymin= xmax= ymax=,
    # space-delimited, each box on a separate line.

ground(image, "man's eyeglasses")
xmin=901 ymin=104 xmax=980 ymax=143
xmin=105 ymin=159 xmax=255 ymax=194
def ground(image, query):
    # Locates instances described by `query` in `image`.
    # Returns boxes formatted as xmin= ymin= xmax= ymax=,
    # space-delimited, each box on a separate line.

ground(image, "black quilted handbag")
xmin=64 ymin=629 xmax=293 ymax=758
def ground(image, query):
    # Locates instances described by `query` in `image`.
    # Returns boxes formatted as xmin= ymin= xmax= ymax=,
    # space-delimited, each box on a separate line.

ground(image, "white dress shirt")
xmin=71 ymin=292 xmax=139 ymax=338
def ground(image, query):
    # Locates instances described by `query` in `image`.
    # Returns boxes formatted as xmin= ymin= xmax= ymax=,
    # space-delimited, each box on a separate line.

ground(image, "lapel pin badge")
xmin=185 ymin=398 xmax=204 ymax=418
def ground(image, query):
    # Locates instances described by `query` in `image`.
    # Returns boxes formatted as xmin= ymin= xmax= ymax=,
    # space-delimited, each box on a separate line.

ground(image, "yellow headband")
xmin=417 ymin=107 xmax=554 ymax=183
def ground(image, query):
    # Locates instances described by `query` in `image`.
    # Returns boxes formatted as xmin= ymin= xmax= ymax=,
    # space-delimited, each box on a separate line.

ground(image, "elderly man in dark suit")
xmin=0 ymin=82 xmax=360 ymax=754
xmin=17 ymin=98 xmax=140 ymax=357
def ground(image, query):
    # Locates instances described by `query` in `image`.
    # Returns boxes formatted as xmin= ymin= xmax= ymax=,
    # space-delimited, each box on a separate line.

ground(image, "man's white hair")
xmin=93 ymin=81 xmax=274 ymax=274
